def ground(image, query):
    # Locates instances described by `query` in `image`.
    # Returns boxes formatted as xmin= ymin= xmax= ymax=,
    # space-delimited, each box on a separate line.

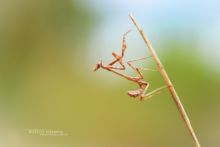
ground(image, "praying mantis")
xmin=94 ymin=29 xmax=167 ymax=100
xmin=93 ymin=15 xmax=202 ymax=147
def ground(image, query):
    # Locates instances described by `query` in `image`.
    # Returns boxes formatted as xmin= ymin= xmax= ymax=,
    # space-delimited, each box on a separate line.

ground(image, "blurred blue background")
xmin=0 ymin=0 xmax=220 ymax=147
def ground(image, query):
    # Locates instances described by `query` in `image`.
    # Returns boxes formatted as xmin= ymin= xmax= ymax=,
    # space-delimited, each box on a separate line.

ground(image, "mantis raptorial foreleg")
xmin=125 ymin=57 xmax=167 ymax=100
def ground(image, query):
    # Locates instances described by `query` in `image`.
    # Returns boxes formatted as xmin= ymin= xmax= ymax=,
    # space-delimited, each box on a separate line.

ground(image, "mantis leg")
xmin=140 ymin=85 xmax=167 ymax=100
xmin=127 ymin=56 xmax=157 ymax=79
xmin=101 ymin=64 xmax=136 ymax=82
xmin=106 ymin=29 xmax=132 ymax=70
xmin=106 ymin=52 xmax=125 ymax=70
xmin=94 ymin=29 xmax=132 ymax=71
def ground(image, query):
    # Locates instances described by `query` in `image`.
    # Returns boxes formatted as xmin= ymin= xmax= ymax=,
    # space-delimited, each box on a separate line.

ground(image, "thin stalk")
xmin=129 ymin=14 xmax=201 ymax=147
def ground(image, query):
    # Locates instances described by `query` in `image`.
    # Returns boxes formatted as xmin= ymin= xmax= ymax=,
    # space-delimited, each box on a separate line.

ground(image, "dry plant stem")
xmin=129 ymin=14 xmax=201 ymax=147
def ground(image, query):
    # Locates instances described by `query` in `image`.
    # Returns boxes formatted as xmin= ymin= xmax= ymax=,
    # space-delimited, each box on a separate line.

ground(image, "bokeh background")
xmin=0 ymin=0 xmax=220 ymax=147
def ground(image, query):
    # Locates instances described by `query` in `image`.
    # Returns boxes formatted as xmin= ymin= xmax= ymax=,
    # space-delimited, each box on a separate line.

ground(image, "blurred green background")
xmin=0 ymin=0 xmax=220 ymax=147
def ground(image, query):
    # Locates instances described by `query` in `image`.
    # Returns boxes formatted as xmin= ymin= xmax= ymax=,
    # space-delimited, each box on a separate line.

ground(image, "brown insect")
xmin=94 ymin=29 xmax=166 ymax=100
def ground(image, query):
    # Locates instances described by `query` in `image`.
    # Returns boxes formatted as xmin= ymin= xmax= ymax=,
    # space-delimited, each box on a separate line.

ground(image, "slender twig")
xmin=129 ymin=14 xmax=201 ymax=147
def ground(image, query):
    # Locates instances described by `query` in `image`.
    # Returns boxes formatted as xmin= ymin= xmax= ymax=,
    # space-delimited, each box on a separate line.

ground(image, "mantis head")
xmin=94 ymin=59 xmax=102 ymax=71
